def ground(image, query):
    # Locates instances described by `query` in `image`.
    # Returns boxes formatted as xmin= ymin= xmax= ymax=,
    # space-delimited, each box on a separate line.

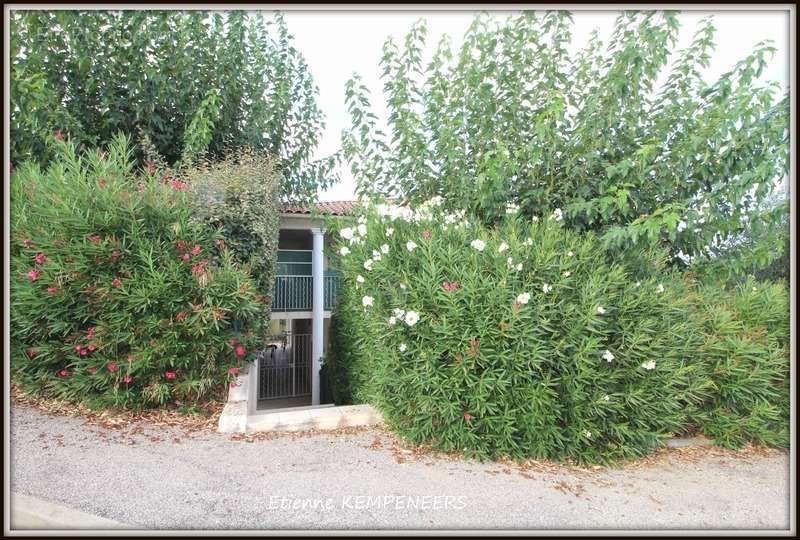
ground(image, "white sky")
xmin=277 ymin=9 xmax=790 ymax=202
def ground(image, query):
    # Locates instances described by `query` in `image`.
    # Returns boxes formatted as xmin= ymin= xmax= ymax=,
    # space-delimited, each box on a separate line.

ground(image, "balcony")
xmin=271 ymin=249 xmax=341 ymax=312
xmin=271 ymin=274 xmax=341 ymax=312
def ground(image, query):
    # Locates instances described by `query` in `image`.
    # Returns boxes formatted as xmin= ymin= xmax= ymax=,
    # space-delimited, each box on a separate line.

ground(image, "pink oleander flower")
xmin=27 ymin=269 xmax=41 ymax=281
xmin=228 ymin=367 xmax=240 ymax=376
xmin=123 ymin=375 xmax=133 ymax=384
xmin=23 ymin=239 xmax=34 ymax=248
xmin=165 ymin=371 xmax=177 ymax=380
xmin=26 ymin=348 xmax=38 ymax=359
xmin=87 ymin=327 xmax=96 ymax=339
xmin=106 ymin=361 xmax=119 ymax=373
xmin=170 ymin=179 xmax=188 ymax=191
xmin=34 ymin=252 xmax=47 ymax=265
xmin=190 ymin=245 xmax=202 ymax=255
xmin=235 ymin=345 xmax=247 ymax=359
xmin=441 ymin=281 xmax=461 ymax=292
xmin=47 ymin=286 xmax=59 ymax=295
xmin=98 ymin=179 xmax=107 ymax=188
xmin=463 ymin=412 xmax=475 ymax=421
xmin=54 ymin=130 xmax=65 ymax=141
xmin=87 ymin=343 xmax=97 ymax=352
xmin=422 ymin=230 xmax=432 ymax=240
xmin=181 ymin=253 xmax=191 ymax=262
xmin=89 ymin=235 xmax=102 ymax=244
xmin=57 ymin=368 xmax=70 ymax=377
xmin=111 ymin=250 xmax=121 ymax=261
xmin=87 ymin=366 xmax=97 ymax=375
xmin=111 ymin=278 xmax=122 ymax=288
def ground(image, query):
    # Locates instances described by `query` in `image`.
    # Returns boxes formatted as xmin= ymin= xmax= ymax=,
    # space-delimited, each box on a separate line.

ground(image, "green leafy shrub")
xmin=327 ymin=200 xmax=789 ymax=463
xmin=10 ymin=135 xmax=266 ymax=409
xmin=689 ymin=279 xmax=790 ymax=448
xmin=184 ymin=148 xmax=281 ymax=316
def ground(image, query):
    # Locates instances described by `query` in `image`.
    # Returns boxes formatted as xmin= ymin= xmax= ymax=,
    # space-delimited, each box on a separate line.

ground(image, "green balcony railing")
xmin=271 ymin=274 xmax=341 ymax=312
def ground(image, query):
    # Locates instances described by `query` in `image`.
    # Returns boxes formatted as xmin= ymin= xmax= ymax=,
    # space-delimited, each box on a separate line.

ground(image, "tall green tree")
xmin=10 ymin=10 xmax=335 ymax=201
xmin=342 ymin=11 xmax=789 ymax=269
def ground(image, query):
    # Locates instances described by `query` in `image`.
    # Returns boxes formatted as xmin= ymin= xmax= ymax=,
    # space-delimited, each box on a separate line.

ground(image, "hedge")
xmin=327 ymin=199 xmax=789 ymax=463
xmin=10 ymin=135 xmax=267 ymax=409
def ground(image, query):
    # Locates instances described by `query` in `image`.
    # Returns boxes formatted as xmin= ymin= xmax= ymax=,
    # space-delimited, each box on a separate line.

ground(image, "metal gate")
xmin=258 ymin=332 xmax=312 ymax=400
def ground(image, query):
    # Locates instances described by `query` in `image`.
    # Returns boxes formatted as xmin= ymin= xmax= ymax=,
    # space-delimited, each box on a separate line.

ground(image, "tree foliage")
xmin=10 ymin=10 xmax=335 ymax=200
xmin=342 ymin=11 xmax=789 ymax=269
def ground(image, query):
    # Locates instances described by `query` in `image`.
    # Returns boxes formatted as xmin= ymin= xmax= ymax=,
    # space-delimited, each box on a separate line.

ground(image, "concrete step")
xmin=246 ymin=404 xmax=383 ymax=433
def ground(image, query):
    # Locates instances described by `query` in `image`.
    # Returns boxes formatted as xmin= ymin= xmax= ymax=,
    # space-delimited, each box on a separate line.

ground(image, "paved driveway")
xmin=10 ymin=405 xmax=791 ymax=531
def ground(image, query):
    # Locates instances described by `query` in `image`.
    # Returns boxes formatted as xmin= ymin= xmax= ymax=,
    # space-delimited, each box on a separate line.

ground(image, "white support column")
xmin=311 ymin=227 xmax=325 ymax=406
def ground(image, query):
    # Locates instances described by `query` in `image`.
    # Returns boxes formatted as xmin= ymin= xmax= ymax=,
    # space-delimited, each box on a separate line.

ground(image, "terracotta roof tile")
xmin=281 ymin=200 xmax=358 ymax=216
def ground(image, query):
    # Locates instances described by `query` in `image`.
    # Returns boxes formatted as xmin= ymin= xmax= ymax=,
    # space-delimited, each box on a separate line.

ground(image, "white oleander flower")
xmin=470 ymin=239 xmax=486 ymax=251
xmin=505 ymin=202 xmax=520 ymax=214
xmin=357 ymin=224 xmax=367 ymax=237
xmin=584 ymin=430 xmax=592 ymax=439
xmin=498 ymin=242 xmax=509 ymax=253
xmin=542 ymin=283 xmax=552 ymax=293
xmin=371 ymin=250 xmax=382 ymax=262
xmin=596 ymin=306 xmax=606 ymax=315
xmin=388 ymin=316 xmax=397 ymax=325
xmin=564 ymin=271 xmax=571 ymax=277
xmin=635 ymin=281 xmax=641 ymax=288
xmin=516 ymin=292 xmax=531 ymax=305
xmin=552 ymin=208 xmax=563 ymax=221
xmin=523 ymin=237 xmax=533 ymax=246
xmin=339 ymin=246 xmax=350 ymax=256
xmin=392 ymin=308 xmax=406 ymax=318
xmin=752 ymin=286 xmax=757 ymax=292
xmin=363 ymin=259 xmax=373 ymax=271
xmin=656 ymin=283 xmax=665 ymax=294
xmin=386 ymin=227 xmax=394 ymax=236
xmin=602 ymin=349 xmax=615 ymax=362
xmin=340 ymin=227 xmax=354 ymax=240
xmin=399 ymin=343 xmax=407 ymax=352
xmin=356 ymin=275 xmax=365 ymax=283
xmin=399 ymin=283 xmax=407 ymax=290
xmin=516 ymin=263 xmax=523 ymax=271
xmin=531 ymin=216 xmax=539 ymax=222
xmin=603 ymin=395 xmax=610 ymax=402
xmin=404 ymin=310 xmax=420 ymax=326
xmin=406 ymin=240 xmax=418 ymax=252
xmin=362 ymin=295 xmax=374 ymax=308
xmin=381 ymin=243 xmax=390 ymax=254
xmin=641 ymin=360 xmax=656 ymax=370
xmin=357 ymin=215 xmax=366 ymax=225
xmin=567 ymin=251 xmax=574 ymax=257
xmin=507 ymin=257 xmax=514 ymax=266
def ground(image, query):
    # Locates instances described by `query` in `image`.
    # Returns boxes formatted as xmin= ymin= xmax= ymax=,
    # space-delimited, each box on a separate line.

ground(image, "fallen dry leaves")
xmin=11 ymin=383 xmax=223 ymax=435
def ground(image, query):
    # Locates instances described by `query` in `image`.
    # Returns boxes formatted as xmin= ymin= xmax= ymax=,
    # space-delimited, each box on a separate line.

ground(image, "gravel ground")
xmin=11 ymin=405 xmax=791 ymax=531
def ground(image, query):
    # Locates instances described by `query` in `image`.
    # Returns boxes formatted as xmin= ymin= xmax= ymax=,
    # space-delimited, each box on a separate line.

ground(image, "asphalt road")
xmin=10 ymin=405 xmax=791 ymax=531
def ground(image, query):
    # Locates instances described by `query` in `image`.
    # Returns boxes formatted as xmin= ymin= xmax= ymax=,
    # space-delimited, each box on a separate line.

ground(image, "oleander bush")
xmin=10 ymin=135 xmax=267 ymax=409
xmin=327 ymin=199 xmax=790 ymax=463
xmin=688 ymin=279 xmax=790 ymax=448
